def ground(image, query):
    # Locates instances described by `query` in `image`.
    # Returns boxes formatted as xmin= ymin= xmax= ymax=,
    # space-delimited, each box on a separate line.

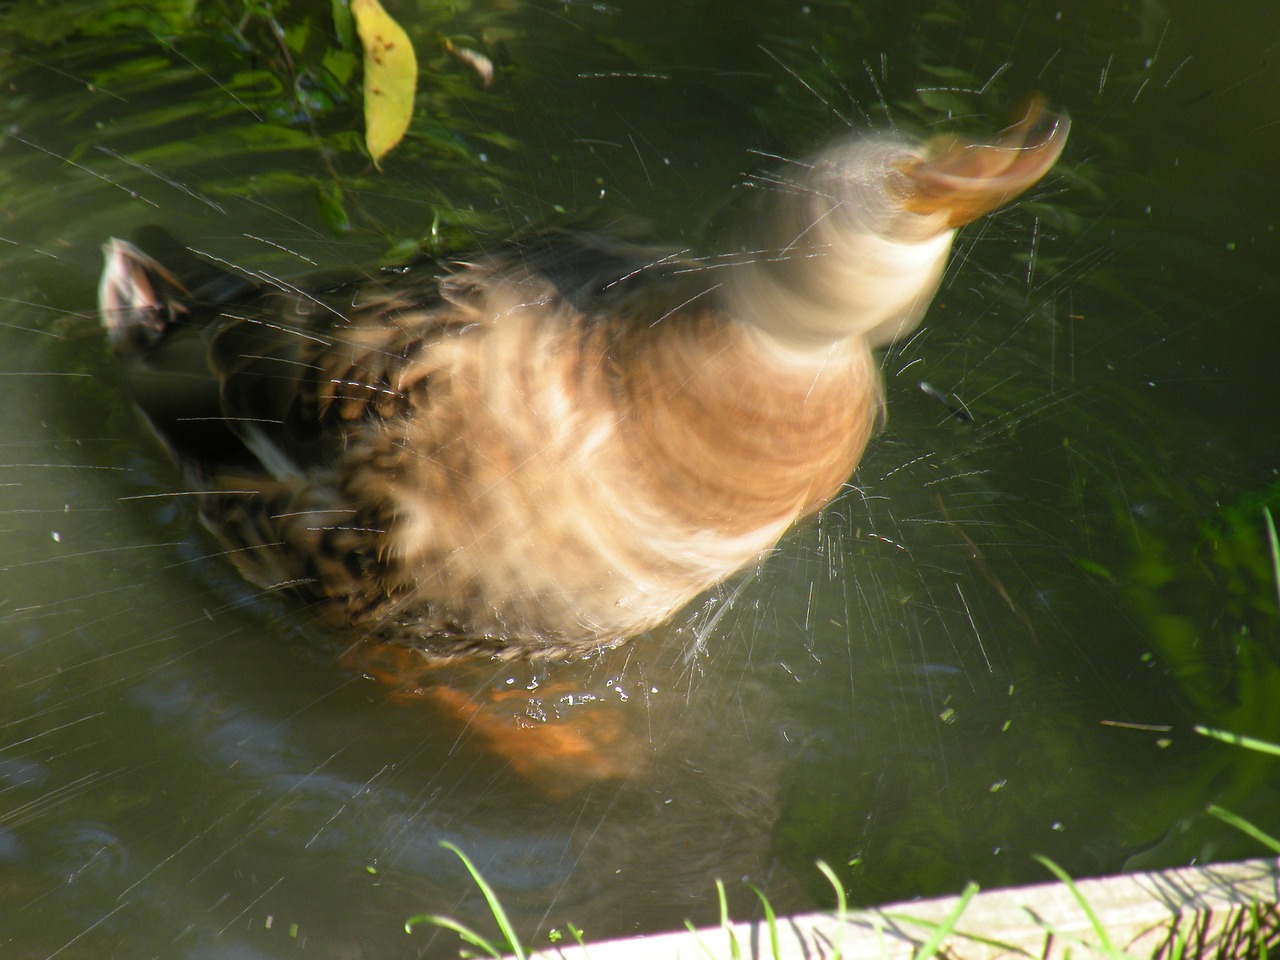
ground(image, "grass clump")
xmin=405 ymin=841 xmax=528 ymax=960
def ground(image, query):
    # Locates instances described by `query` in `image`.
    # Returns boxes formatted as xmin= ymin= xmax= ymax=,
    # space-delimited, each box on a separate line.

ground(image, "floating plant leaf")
xmin=322 ymin=47 xmax=359 ymax=85
xmin=352 ymin=0 xmax=417 ymax=167
xmin=331 ymin=0 xmax=356 ymax=49
xmin=315 ymin=180 xmax=351 ymax=234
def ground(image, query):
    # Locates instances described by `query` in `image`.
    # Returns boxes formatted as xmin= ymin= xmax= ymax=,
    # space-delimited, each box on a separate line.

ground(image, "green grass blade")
xmin=1207 ymin=804 xmax=1280 ymax=854
xmin=404 ymin=913 xmax=502 ymax=957
xmin=1033 ymin=856 xmax=1126 ymax=959
xmin=911 ymin=882 xmax=979 ymax=960
xmin=1265 ymin=506 xmax=1280 ymax=613
xmin=815 ymin=860 xmax=848 ymax=918
xmin=435 ymin=841 xmax=527 ymax=960
xmin=882 ymin=908 xmax=1026 ymax=957
xmin=1194 ymin=726 xmax=1280 ymax=758
xmin=715 ymin=878 xmax=743 ymax=960
xmin=747 ymin=883 xmax=781 ymax=960
xmin=684 ymin=919 xmax=720 ymax=960
xmin=814 ymin=861 xmax=847 ymax=960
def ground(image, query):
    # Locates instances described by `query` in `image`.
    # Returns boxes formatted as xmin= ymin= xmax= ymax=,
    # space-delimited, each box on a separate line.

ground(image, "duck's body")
xmin=100 ymin=104 xmax=1067 ymax=662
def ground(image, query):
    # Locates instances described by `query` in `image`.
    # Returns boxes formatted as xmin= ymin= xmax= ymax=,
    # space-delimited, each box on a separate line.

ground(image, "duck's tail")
xmin=99 ymin=227 xmax=257 ymax=354
xmin=98 ymin=229 xmax=271 ymax=474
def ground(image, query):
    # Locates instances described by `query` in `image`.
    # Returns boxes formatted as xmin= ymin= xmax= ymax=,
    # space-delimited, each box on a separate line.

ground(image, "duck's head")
xmin=728 ymin=99 xmax=1070 ymax=354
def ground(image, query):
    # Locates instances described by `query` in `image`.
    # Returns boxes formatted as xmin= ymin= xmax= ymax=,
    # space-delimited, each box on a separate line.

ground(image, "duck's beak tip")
xmin=896 ymin=96 xmax=1071 ymax=229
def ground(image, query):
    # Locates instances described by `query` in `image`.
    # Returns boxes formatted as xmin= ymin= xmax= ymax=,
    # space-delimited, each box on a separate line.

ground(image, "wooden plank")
xmin=520 ymin=857 xmax=1280 ymax=959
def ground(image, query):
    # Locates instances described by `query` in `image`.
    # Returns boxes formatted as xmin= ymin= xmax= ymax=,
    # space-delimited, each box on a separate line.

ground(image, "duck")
xmin=99 ymin=101 xmax=1068 ymax=666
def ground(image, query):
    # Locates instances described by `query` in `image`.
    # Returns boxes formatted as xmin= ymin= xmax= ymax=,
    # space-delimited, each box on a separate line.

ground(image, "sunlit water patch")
xmin=2 ymin=0 xmax=1280 ymax=956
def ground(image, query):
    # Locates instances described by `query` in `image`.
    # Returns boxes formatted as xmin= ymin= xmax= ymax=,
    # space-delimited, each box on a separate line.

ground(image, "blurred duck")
xmin=99 ymin=102 xmax=1068 ymax=665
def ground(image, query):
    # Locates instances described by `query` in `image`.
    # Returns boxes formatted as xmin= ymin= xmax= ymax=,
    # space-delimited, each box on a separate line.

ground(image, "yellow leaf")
xmin=351 ymin=0 xmax=417 ymax=168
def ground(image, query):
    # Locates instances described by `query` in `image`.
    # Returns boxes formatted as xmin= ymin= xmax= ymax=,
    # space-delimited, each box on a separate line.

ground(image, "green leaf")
xmin=1071 ymin=556 xmax=1115 ymax=581
xmin=322 ymin=47 xmax=359 ymax=85
xmin=332 ymin=0 xmax=356 ymax=49
xmin=315 ymin=181 xmax=351 ymax=234
xmin=284 ymin=19 xmax=309 ymax=55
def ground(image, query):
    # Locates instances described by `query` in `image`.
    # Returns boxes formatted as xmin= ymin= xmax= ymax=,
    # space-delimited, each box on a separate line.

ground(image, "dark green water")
xmin=2 ymin=0 xmax=1279 ymax=956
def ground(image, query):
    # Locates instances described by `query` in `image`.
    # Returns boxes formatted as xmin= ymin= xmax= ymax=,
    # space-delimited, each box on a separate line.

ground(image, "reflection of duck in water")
xmin=99 ymin=102 xmax=1067 ymax=791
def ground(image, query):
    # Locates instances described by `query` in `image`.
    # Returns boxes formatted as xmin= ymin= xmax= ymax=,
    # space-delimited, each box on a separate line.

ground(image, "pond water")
xmin=2 ymin=0 xmax=1280 ymax=956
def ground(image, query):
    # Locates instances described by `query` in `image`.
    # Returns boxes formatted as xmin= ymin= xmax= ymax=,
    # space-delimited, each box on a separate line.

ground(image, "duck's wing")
xmin=208 ymin=228 xmax=700 ymax=460
xmin=101 ymin=228 xmax=700 ymax=483
xmin=204 ymin=270 xmax=450 ymax=477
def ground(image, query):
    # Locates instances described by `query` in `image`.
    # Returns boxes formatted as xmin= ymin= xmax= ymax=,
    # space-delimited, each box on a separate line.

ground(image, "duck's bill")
xmin=895 ymin=97 xmax=1071 ymax=229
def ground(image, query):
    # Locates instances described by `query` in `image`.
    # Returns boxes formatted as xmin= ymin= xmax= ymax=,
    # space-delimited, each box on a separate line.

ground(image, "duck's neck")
xmin=723 ymin=136 xmax=959 ymax=351
xmin=598 ymin=138 xmax=968 ymax=535
xmin=722 ymin=228 xmax=954 ymax=353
